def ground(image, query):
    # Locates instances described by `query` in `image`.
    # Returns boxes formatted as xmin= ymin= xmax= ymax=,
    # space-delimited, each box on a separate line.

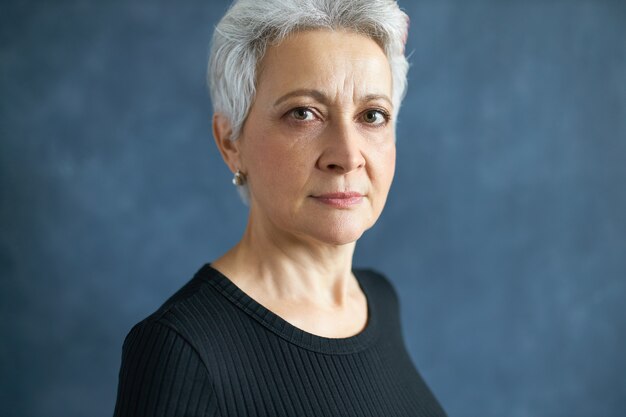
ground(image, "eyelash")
xmin=362 ymin=109 xmax=391 ymax=125
xmin=287 ymin=107 xmax=391 ymax=126
xmin=289 ymin=107 xmax=316 ymax=122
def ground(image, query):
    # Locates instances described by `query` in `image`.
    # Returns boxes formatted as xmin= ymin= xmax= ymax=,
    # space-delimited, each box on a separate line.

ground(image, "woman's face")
xmin=237 ymin=29 xmax=396 ymax=246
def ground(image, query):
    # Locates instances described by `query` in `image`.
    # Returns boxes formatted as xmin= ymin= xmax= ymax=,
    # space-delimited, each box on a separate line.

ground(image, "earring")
xmin=232 ymin=169 xmax=246 ymax=186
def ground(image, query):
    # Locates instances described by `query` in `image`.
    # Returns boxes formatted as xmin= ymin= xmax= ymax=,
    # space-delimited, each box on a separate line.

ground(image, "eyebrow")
xmin=273 ymin=89 xmax=393 ymax=109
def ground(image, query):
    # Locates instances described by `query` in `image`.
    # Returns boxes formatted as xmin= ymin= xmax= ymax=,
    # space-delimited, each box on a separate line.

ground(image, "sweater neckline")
xmin=197 ymin=263 xmax=379 ymax=354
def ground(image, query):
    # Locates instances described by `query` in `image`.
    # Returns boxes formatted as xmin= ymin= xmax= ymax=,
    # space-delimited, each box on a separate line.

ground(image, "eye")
xmin=361 ymin=109 xmax=389 ymax=126
xmin=290 ymin=107 xmax=316 ymax=121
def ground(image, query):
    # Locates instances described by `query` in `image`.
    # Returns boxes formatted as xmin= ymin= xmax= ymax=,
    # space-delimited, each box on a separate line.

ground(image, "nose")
xmin=316 ymin=120 xmax=366 ymax=174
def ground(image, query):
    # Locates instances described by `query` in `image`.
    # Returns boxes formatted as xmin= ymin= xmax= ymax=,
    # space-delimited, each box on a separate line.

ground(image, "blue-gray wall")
xmin=1 ymin=1 xmax=625 ymax=416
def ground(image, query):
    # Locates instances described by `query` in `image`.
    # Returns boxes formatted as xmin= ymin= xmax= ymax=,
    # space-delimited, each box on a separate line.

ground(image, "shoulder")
xmin=353 ymin=267 xmax=400 ymax=305
xmin=115 ymin=292 xmax=220 ymax=416
xmin=353 ymin=267 xmax=405 ymax=340
xmin=122 ymin=265 xmax=223 ymax=354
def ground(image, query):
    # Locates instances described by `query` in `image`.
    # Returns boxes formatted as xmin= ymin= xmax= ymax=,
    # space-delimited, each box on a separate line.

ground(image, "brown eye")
xmin=362 ymin=110 xmax=387 ymax=125
xmin=291 ymin=108 xmax=314 ymax=121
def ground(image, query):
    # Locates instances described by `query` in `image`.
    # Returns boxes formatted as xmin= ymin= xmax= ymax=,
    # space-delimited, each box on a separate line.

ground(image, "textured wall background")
xmin=1 ymin=1 xmax=625 ymax=416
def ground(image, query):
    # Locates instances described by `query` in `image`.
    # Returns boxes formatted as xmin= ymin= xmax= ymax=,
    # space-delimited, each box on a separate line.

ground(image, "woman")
xmin=113 ymin=0 xmax=447 ymax=416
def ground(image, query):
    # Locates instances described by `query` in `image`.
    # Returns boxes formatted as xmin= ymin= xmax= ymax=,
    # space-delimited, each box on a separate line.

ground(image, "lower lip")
xmin=312 ymin=196 xmax=364 ymax=209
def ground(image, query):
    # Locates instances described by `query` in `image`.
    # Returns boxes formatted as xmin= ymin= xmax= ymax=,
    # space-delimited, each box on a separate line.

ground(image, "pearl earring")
xmin=232 ymin=170 xmax=246 ymax=186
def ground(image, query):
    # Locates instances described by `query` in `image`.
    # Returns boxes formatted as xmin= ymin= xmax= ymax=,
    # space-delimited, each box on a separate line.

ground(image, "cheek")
xmin=374 ymin=142 xmax=396 ymax=191
xmin=387 ymin=148 xmax=397 ymax=184
xmin=373 ymin=147 xmax=395 ymax=222
xmin=247 ymin=137 xmax=310 ymax=195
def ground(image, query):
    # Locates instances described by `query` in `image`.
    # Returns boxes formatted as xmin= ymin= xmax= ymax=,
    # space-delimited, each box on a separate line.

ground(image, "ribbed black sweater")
xmin=113 ymin=263 xmax=447 ymax=417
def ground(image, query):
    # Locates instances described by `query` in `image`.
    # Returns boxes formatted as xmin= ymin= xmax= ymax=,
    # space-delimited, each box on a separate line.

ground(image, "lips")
xmin=311 ymin=191 xmax=364 ymax=208
xmin=314 ymin=191 xmax=363 ymax=199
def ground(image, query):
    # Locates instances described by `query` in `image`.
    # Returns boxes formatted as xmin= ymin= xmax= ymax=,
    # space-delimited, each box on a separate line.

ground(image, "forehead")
xmin=256 ymin=29 xmax=392 ymax=101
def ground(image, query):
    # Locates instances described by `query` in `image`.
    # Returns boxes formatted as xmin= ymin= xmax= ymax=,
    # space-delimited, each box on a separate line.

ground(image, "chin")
xmin=321 ymin=232 xmax=364 ymax=246
xmin=304 ymin=221 xmax=369 ymax=246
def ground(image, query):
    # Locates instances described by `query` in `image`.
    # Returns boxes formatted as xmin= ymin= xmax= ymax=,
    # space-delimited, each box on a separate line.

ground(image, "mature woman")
xmin=113 ymin=0 xmax=447 ymax=416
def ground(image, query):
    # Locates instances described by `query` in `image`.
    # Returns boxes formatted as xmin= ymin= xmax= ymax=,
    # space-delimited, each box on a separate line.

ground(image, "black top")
xmin=113 ymin=264 xmax=448 ymax=417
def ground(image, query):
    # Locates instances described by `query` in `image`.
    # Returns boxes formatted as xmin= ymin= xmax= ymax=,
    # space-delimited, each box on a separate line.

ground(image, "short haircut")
xmin=207 ymin=0 xmax=410 ymax=142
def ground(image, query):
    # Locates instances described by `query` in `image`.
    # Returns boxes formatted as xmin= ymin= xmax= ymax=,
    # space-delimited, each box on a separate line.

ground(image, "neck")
xmin=212 ymin=210 xmax=358 ymax=308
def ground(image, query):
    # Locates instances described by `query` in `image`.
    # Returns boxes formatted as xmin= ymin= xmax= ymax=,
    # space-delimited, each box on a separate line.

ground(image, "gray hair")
xmin=207 ymin=0 xmax=410 ymax=204
xmin=208 ymin=0 xmax=410 ymax=141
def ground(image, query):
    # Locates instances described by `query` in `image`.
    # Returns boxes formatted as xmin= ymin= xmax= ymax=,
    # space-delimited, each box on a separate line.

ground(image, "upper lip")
xmin=313 ymin=191 xmax=364 ymax=199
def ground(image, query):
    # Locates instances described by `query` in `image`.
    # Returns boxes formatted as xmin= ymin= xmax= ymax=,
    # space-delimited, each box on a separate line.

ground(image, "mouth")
xmin=314 ymin=191 xmax=363 ymax=198
xmin=310 ymin=191 xmax=365 ymax=209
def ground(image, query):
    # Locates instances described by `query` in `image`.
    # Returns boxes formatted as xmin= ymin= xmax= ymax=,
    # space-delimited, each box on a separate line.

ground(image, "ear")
xmin=212 ymin=113 xmax=241 ymax=173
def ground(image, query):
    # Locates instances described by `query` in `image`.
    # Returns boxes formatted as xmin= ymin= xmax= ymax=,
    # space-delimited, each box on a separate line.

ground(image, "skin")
xmin=211 ymin=29 xmax=396 ymax=338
